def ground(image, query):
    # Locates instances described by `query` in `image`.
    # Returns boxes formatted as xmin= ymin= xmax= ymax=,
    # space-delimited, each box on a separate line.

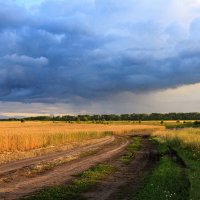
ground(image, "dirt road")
xmin=0 ymin=136 xmax=114 ymax=176
xmin=83 ymin=136 xmax=158 ymax=200
xmin=0 ymin=136 xmax=128 ymax=200
xmin=0 ymin=134 xmax=159 ymax=200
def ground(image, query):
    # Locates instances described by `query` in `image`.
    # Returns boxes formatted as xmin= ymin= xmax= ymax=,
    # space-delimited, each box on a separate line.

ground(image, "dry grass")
xmin=153 ymin=128 xmax=200 ymax=151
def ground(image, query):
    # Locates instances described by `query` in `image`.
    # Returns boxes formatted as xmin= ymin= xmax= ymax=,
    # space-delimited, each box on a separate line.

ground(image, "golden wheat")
xmin=0 ymin=121 xmax=162 ymax=153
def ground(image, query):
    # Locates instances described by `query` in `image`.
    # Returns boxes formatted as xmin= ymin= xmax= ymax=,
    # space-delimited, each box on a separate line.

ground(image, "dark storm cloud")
xmin=0 ymin=0 xmax=200 ymax=104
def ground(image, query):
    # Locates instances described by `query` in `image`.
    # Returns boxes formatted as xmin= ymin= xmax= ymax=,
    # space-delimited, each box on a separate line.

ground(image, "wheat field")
xmin=0 ymin=121 xmax=162 ymax=153
xmin=0 ymin=121 xmax=162 ymax=164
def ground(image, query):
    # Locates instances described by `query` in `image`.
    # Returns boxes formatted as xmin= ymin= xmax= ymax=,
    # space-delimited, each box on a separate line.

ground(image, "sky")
xmin=0 ymin=0 xmax=200 ymax=117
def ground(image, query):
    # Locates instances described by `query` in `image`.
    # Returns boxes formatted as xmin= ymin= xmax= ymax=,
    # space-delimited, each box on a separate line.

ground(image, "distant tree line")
xmin=1 ymin=112 xmax=200 ymax=122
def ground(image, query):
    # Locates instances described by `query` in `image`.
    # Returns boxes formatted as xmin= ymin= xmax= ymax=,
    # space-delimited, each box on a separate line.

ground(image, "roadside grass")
xmin=153 ymin=128 xmax=200 ymax=151
xmin=149 ymin=129 xmax=200 ymax=200
xmin=175 ymin=147 xmax=200 ymax=200
xmin=120 ymin=137 xmax=142 ymax=164
xmin=24 ymin=164 xmax=116 ymax=200
xmin=133 ymin=155 xmax=190 ymax=200
xmin=149 ymin=137 xmax=168 ymax=155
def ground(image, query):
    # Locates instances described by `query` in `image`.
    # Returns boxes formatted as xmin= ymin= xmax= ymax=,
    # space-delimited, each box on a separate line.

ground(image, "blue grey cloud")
xmin=0 ymin=0 xmax=200 ymax=104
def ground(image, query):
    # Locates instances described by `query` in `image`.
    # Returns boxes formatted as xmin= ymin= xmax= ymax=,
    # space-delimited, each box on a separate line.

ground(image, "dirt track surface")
xmin=0 ymin=136 xmax=128 ymax=200
xmin=0 ymin=136 xmax=114 ymax=176
xmin=83 ymin=136 xmax=158 ymax=200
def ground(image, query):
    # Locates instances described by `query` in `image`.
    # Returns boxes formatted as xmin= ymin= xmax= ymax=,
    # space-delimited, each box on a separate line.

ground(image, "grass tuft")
xmin=120 ymin=137 xmax=142 ymax=164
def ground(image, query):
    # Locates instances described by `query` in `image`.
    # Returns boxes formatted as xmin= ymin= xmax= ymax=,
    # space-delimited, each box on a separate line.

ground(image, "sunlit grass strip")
xmin=25 ymin=164 xmax=116 ymax=200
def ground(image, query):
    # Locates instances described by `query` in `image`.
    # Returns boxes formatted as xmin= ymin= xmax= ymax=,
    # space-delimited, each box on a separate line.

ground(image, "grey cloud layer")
xmin=0 ymin=0 xmax=200 ymax=103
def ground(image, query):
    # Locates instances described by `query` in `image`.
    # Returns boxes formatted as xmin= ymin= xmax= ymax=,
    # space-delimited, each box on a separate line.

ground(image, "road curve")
xmin=0 ymin=137 xmax=129 ymax=200
xmin=0 ymin=136 xmax=115 ymax=177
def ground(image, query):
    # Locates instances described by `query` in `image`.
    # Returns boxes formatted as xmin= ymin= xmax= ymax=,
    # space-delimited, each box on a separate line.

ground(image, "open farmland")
xmin=1 ymin=0 xmax=200 ymax=199
xmin=0 ymin=122 xmax=199 ymax=200
xmin=0 ymin=122 xmax=161 ymax=164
